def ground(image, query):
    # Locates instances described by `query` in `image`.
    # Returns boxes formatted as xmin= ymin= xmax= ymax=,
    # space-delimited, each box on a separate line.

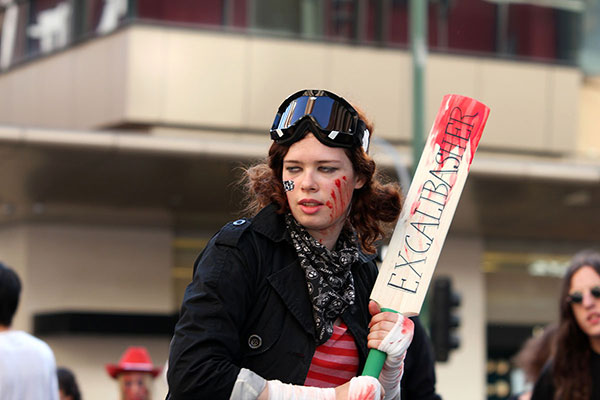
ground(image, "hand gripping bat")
xmin=362 ymin=94 xmax=490 ymax=377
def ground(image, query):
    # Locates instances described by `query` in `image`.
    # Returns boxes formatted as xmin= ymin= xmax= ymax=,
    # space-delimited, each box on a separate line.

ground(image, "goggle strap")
xmin=362 ymin=128 xmax=370 ymax=153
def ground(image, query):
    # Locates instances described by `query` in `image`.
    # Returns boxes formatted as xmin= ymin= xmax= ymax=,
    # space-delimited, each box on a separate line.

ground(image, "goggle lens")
xmin=270 ymin=90 xmax=368 ymax=152
xmin=275 ymin=96 xmax=343 ymax=131
xmin=567 ymin=286 xmax=600 ymax=304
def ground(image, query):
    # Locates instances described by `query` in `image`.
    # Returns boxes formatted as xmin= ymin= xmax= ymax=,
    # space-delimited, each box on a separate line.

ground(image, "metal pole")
xmin=410 ymin=0 xmax=427 ymax=175
xmin=410 ymin=0 xmax=429 ymax=331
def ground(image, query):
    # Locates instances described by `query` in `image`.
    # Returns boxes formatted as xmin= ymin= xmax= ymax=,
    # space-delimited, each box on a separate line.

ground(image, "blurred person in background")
xmin=0 ymin=262 xmax=59 ymax=399
xmin=167 ymin=89 xmax=440 ymax=400
xmin=106 ymin=346 xmax=162 ymax=400
xmin=509 ymin=324 xmax=557 ymax=400
xmin=58 ymin=366 xmax=82 ymax=400
xmin=531 ymin=250 xmax=600 ymax=400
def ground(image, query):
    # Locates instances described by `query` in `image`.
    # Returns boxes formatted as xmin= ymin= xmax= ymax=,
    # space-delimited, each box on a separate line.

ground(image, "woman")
xmin=167 ymin=89 xmax=440 ymax=399
xmin=531 ymin=250 xmax=600 ymax=400
xmin=509 ymin=323 xmax=557 ymax=400
xmin=57 ymin=367 xmax=82 ymax=400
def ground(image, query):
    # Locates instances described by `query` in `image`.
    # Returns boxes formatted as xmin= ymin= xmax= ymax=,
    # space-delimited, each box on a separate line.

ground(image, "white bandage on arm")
xmin=267 ymin=380 xmax=336 ymax=400
xmin=230 ymin=367 xmax=382 ymax=400
xmin=377 ymin=315 xmax=414 ymax=400
xmin=230 ymin=368 xmax=268 ymax=400
xmin=267 ymin=375 xmax=381 ymax=400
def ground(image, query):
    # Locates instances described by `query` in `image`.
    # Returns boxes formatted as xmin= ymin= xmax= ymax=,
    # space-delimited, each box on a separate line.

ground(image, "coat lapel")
xmin=267 ymin=261 xmax=316 ymax=339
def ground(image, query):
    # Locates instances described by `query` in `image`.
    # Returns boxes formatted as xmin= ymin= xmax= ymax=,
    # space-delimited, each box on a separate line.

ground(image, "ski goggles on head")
xmin=270 ymin=89 xmax=370 ymax=153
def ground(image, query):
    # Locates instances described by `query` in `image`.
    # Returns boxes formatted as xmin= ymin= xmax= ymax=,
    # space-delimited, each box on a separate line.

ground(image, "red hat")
xmin=106 ymin=346 xmax=162 ymax=379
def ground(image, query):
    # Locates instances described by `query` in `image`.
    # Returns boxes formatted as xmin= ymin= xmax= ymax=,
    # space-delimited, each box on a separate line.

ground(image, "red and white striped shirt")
xmin=304 ymin=321 xmax=359 ymax=387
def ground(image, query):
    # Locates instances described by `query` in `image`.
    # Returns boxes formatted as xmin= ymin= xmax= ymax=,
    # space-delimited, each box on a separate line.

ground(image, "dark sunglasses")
xmin=567 ymin=286 xmax=600 ymax=304
xmin=270 ymin=89 xmax=370 ymax=153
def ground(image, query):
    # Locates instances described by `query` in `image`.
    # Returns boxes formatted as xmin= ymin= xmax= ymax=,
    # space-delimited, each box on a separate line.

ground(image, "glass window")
xmin=27 ymin=0 xmax=74 ymax=56
xmin=323 ymin=0 xmax=357 ymax=40
xmin=0 ymin=1 xmax=31 ymax=69
xmin=506 ymin=4 xmax=557 ymax=60
xmin=251 ymin=0 xmax=301 ymax=34
xmin=138 ymin=0 xmax=225 ymax=26
xmin=388 ymin=0 xmax=409 ymax=46
xmin=230 ymin=0 xmax=248 ymax=28
xmin=445 ymin=0 xmax=497 ymax=54
xmin=579 ymin=0 xmax=600 ymax=74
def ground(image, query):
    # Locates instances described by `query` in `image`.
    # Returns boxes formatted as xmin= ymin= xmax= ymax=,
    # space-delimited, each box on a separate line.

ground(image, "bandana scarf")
xmin=285 ymin=214 xmax=358 ymax=345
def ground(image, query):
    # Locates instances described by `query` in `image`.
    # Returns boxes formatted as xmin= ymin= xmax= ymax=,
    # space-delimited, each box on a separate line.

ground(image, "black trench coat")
xmin=167 ymin=204 xmax=441 ymax=400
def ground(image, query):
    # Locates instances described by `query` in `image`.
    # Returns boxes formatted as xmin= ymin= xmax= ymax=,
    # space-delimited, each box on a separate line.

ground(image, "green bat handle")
xmin=362 ymin=307 xmax=397 ymax=378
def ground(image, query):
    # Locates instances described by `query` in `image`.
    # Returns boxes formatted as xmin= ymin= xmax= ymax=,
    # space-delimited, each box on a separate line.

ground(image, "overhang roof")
xmin=1 ymin=125 xmax=599 ymax=245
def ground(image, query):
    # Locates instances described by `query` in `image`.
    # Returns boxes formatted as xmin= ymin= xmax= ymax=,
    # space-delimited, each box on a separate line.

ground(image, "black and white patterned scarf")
xmin=285 ymin=214 xmax=358 ymax=345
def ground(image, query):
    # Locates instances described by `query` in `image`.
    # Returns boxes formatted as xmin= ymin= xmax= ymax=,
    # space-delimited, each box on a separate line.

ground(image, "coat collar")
xmin=252 ymin=204 xmax=378 ymax=345
xmin=251 ymin=204 xmax=378 ymax=264
xmin=251 ymin=204 xmax=289 ymax=243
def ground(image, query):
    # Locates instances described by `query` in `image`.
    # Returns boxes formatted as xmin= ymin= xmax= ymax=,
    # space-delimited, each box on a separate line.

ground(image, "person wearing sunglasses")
xmin=167 ymin=90 xmax=441 ymax=400
xmin=531 ymin=250 xmax=600 ymax=400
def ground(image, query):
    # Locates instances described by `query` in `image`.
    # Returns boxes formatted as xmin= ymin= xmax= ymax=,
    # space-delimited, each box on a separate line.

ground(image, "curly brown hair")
xmin=513 ymin=323 xmax=557 ymax=383
xmin=242 ymin=109 xmax=402 ymax=254
xmin=552 ymin=249 xmax=600 ymax=400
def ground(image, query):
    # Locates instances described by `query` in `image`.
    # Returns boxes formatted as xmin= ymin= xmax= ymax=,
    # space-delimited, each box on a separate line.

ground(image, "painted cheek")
xmin=328 ymin=176 xmax=353 ymax=222
xmin=328 ymin=186 xmax=342 ymax=221
xmin=338 ymin=176 xmax=353 ymax=210
xmin=328 ymin=190 xmax=336 ymax=221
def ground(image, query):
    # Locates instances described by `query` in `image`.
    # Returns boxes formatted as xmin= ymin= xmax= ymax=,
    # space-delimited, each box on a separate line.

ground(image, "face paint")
xmin=282 ymin=134 xmax=364 ymax=250
xmin=327 ymin=176 xmax=352 ymax=223
xmin=283 ymin=180 xmax=295 ymax=192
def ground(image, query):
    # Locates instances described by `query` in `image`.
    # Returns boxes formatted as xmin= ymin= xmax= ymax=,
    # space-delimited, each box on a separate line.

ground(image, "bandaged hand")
xmin=346 ymin=376 xmax=384 ymax=400
xmin=367 ymin=301 xmax=415 ymax=400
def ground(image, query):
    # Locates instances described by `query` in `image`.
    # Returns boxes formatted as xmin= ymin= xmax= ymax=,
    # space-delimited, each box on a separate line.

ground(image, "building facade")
xmin=0 ymin=1 xmax=599 ymax=399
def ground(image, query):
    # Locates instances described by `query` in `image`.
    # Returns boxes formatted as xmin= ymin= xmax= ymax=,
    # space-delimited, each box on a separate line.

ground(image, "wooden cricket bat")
xmin=362 ymin=94 xmax=490 ymax=377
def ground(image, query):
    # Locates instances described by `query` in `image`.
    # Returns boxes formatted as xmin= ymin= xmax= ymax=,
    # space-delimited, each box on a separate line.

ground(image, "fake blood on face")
xmin=328 ymin=177 xmax=349 ymax=222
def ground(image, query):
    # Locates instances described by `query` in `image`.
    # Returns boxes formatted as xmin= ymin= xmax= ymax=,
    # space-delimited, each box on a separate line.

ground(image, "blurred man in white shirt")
xmin=0 ymin=262 xmax=59 ymax=400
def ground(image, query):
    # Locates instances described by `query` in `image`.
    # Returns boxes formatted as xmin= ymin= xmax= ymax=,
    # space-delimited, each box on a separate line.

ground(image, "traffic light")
xmin=430 ymin=276 xmax=461 ymax=362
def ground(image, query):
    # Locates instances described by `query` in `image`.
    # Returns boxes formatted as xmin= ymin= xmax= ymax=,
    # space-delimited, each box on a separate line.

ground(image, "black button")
xmin=248 ymin=334 xmax=262 ymax=349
